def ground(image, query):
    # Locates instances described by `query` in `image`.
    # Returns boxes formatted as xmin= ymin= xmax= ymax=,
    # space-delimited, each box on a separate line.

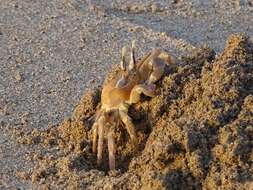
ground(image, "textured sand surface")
xmin=1 ymin=0 xmax=253 ymax=189
xmin=13 ymin=34 xmax=253 ymax=189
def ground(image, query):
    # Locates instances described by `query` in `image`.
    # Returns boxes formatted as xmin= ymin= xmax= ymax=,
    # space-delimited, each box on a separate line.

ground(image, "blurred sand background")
xmin=1 ymin=0 xmax=253 ymax=189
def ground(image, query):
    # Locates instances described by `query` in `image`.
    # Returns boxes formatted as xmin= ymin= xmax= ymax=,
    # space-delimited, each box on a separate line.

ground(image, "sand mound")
xmin=17 ymin=34 xmax=253 ymax=189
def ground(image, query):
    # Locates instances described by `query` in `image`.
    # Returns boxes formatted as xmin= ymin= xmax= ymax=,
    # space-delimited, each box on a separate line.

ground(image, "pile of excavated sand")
xmin=16 ymin=34 xmax=252 ymax=189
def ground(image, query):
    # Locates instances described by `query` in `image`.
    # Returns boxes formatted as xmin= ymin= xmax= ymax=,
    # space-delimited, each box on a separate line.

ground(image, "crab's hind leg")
xmin=119 ymin=108 xmax=137 ymax=145
xmin=108 ymin=128 xmax=116 ymax=170
xmin=92 ymin=122 xmax=98 ymax=153
xmin=92 ymin=111 xmax=102 ymax=153
xmin=129 ymin=84 xmax=156 ymax=104
xmin=97 ymin=115 xmax=106 ymax=165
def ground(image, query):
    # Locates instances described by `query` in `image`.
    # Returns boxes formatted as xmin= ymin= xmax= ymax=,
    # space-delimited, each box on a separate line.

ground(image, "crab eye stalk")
xmin=120 ymin=46 xmax=127 ymax=71
xmin=129 ymin=40 xmax=136 ymax=71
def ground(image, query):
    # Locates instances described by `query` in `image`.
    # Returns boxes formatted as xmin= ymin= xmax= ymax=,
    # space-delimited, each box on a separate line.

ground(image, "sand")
xmin=10 ymin=34 xmax=253 ymax=189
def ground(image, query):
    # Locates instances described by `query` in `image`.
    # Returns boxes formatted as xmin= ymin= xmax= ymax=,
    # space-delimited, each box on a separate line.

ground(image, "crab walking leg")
xmin=97 ymin=116 xmax=106 ymax=165
xmin=147 ymin=58 xmax=165 ymax=84
xmin=92 ymin=111 xmax=102 ymax=153
xmin=92 ymin=122 xmax=98 ymax=153
xmin=108 ymin=130 xmax=116 ymax=170
xmin=129 ymin=84 xmax=156 ymax=104
xmin=119 ymin=109 xmax=137 ymax=145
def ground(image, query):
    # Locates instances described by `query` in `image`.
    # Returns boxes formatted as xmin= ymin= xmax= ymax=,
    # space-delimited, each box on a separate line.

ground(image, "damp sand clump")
xmin=16 ymin=34 xmax=253 ymax=189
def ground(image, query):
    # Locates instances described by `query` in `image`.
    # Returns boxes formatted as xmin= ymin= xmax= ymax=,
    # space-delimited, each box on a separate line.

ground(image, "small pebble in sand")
xmin=129 ymin=4 xmax=146 ymax=13
xmin=150 ymin=3 xmax=163 ymax=13
xmin=14 ymin=71 xmax=23 ymax=82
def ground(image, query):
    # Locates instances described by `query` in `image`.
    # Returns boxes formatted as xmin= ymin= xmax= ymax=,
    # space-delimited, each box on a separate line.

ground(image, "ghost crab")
xmin=92 ymin=41 xmax=175 ymax=170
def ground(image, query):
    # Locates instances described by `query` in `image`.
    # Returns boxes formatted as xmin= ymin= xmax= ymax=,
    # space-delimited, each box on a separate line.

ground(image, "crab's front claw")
xmin=148 ymin=50 xmax=177 ymax=84
xmin=148 ymin=57 xmax=165 ymax=84
xmin=129 ymin=84 xmax=157 ymax=104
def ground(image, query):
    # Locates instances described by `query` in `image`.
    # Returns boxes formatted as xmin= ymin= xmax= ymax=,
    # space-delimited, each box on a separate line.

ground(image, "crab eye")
xmin=129 ymin=40 xmax=136 ymax=71
xmin=120 ymin=46 xmax=127 ymax=71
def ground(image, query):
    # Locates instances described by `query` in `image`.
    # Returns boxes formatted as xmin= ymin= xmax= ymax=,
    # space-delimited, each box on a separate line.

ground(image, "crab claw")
xmin=147 ymin=57 xmax=165 ymax=84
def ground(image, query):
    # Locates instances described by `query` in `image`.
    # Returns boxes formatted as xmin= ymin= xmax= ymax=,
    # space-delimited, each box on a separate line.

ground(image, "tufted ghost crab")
xmin=92 ymin=41 xmax=175 ymax=170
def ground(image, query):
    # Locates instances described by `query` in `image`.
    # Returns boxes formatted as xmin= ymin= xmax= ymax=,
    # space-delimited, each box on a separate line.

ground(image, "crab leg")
xmin=92 ymin=122 xmax=98 ymax=153
xmin=92 ymin=111 xmax=102 ymax=153
xmin=97 ymin=116 xmax=105 ymax=165
xmin=129 ymin=84 xmax=156 ymax=104
xmin=108 ymin=129 xmax=115 ymax=170
xmin=119 ymin=109 xmax=137 ymax=145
